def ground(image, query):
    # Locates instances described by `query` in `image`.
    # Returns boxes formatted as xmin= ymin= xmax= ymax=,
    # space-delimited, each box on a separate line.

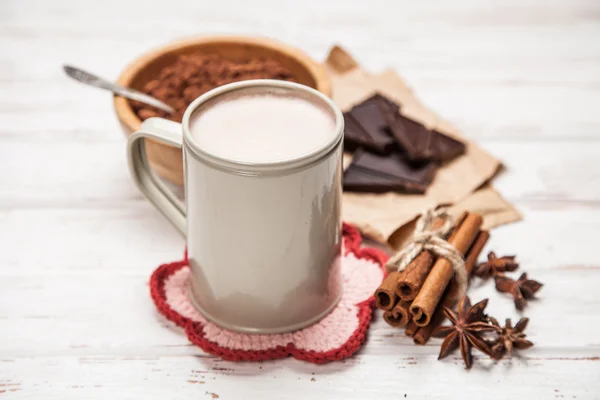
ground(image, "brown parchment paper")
xmin=325 ymin=46 xmax=521 ymax=248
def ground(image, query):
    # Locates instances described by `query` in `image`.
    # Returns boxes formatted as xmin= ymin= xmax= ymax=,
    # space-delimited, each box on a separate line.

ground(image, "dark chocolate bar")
xmin=430 ymin=130 xmax=466 ymax=162
xmin=343 ymin=149 xmax=437 ymax=194
xmin=344 ymin=95 xmax=397 ymax=154
xmin=385 ymin=111 xmax=465 ymax=162
xmin=365 ymin=93 xmax=400 ymax=114
xmin=384 ymin=111 xmax=435 ymax=161
xmin=343 ymin=113 xmax=382 ymax=153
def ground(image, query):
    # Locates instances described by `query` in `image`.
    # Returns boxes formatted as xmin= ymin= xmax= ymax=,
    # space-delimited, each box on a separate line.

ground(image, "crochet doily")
xmin=149 ymin=223 xmax=386 ymax=364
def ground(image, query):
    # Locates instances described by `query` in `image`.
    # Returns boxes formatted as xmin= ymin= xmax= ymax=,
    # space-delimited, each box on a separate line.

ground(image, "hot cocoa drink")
xmin=188 ymin=87 xmax=337 ymax=163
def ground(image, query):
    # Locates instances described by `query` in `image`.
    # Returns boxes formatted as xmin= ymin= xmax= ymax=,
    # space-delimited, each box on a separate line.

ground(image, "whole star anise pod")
xmin=475 ymin=252 xmax=519 ymax=279
xmin=488 ymin=317 xmax=534 ymax=359
xmin=495 ymin=272 xmax=543 ymax=310
xmin=432 ymin=296 xmax=500 ymax=369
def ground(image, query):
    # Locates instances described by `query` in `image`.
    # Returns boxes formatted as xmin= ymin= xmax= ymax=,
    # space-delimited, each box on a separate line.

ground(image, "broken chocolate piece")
xmin=343 ymin=112 xmax=395 ymax=154
xmin=385 ymin=111 xmax=465 ymax=162
xmin=343 ymin=149 xmax=437 ymax=194
xmin=430 ymin=130 xmax=466 ymax=162
xmin=343 ymin=113 xmax=381 ymax=153
xmin=385 ymin=111 xmax=435 ymax=161
xmin=365 ymin=93 xmax=400 ymax=114
xmin=345 ymin=95 xmax=397 ymax=154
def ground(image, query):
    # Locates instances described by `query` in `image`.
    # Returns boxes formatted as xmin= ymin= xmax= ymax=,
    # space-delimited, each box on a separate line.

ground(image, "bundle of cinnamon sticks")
xmin=375 ymin=212 xmax=490 ymax=344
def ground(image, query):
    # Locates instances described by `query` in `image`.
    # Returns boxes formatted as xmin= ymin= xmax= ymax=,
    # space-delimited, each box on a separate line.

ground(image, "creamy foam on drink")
xmin=189 ymin=89 xmax=336 ymax=163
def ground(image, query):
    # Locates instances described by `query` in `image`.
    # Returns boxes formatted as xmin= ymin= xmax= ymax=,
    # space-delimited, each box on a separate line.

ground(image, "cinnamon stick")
xmin=446 ymin=230 xmax=490 ymax=303
xmin=383 ymin=300 xmax=412 ymax=327
xmin=410 ymin=213 xmax=483 ymax=326
xmin=395 ymin=251 xmax=435 ymax=301
xmin=393 ymin=213 xmax=463 ymax=301
xmin=413 ymin=230 xmax=490 ymax=344
xmin=374 ymin=271 xmax=401 ymax=310
xmin=446 ymin=211 xmax=469 ymax=241
xmin=405 ymin=320 xmax=419 ymax=337
xmin=413 ymin=311 xmax=444 ymax=345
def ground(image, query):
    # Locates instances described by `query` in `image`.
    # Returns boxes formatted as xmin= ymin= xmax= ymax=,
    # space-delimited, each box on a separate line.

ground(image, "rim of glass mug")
xmin=180 ymin=79 xmax=345 ymax=176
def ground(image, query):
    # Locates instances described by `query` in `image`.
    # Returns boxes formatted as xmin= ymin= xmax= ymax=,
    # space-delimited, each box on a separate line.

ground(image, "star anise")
xmin=488 ymin=317 xmax=534 ymax=359
xmin=432 ymin=296 xmax=500 ymax=369
xmin=495 ymin=272 xmax=543 ymax=310
xmin=475 ymin=251 xmax=519 ymax=279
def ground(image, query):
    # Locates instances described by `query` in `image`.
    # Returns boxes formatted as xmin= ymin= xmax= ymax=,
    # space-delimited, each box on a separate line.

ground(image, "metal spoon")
xmin=63 ymin=65 xmax=175 ymax=114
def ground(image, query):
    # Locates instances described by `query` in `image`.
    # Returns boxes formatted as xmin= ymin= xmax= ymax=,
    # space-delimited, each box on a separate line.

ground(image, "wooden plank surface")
xmin=1 ymin=0 xmax=599 ymax=398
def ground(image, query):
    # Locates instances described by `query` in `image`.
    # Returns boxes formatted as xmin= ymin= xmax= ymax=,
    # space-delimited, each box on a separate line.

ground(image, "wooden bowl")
xmin=114 ymin=36 xmax=331 ymax=186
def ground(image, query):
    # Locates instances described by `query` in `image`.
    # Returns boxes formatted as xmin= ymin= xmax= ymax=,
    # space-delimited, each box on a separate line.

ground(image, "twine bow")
xmin=386 ymin=209 xmax=468 ymax=300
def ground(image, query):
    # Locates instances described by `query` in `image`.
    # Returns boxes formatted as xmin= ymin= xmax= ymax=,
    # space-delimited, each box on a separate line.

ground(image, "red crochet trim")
xmin=149 ymin=222 xmax=388 ymax=363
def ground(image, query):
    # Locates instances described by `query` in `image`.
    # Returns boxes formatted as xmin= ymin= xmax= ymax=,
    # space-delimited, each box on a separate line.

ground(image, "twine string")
xmin=386 ymin=209 xmax=468 ymax=300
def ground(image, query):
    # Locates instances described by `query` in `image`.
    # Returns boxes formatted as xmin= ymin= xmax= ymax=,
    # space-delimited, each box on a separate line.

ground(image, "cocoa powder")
xmin=131 ymin=53 xmax=298 ymax=122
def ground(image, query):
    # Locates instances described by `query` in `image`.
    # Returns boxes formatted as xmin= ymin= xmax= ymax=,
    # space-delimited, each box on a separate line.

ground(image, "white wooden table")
xmin=1 ymin=0 xmax=599 ymax=398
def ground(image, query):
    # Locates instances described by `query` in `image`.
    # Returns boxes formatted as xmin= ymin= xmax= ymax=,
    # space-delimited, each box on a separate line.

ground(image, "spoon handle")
xmin=63 ymin=65 xmax=175 ymax=114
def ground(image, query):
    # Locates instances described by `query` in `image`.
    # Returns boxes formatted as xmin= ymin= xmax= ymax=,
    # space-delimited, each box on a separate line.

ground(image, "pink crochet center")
xmin=150 ymin=223 xmax=388 ymax=363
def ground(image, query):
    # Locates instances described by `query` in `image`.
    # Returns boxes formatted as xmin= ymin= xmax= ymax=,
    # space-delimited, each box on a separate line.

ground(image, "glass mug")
xmin=127 ymin=80 xmax=344 ymax=333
